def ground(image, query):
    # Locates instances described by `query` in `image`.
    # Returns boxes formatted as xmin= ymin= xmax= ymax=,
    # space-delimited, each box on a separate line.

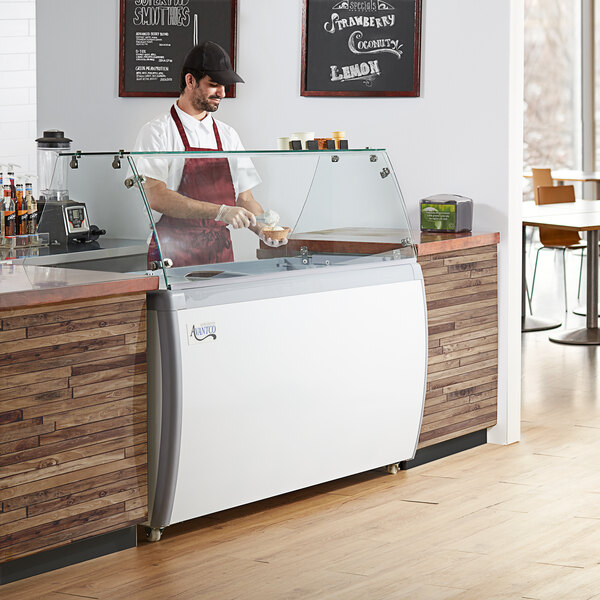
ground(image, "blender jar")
xmin=36 ymin=130 xmax=72 ymax=201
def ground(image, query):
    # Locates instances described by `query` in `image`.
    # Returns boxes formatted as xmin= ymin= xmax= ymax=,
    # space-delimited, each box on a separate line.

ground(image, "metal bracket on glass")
xmin=380 ymin=168 xmax=390 ymax=179
xmin=124 ymin=174 xmax=146 ymax=188
xmin=149 ymin=258 xmax=173 ymax=271
xmin=112 ymin=149 xmax=125 ymax=169
xmin=331 ymin=155 xmax=339 ymax=163
xmin=391 ymin=239 xmax=413 ymax=260
xmin=299 ymin=245 xmax=313 ymax=265
xmin=370 ymin=155 xmax=378 ymax=162
xmin=69 ymin=151 xmax=82 ymax=169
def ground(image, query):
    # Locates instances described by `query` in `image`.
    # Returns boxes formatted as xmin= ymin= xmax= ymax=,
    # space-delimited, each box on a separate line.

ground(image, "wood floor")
xmin=3 ymin=253 xmax=600 ymax=599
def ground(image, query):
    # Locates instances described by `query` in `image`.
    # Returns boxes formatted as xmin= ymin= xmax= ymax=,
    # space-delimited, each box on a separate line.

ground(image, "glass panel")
xmin=524 ymin=0 xmax=582 ymax=195
xmin=20 ymin=152 xmax=150 ymax=284
xmin=595 ymin=0 xmax=600 ymax=172
xmin=126 ymin=149 xmax=415 ymax=289
xmin=17 ymin=149 xmax=416 ymax=291
xmin=293 ymin=151 xmax=412 ymax=246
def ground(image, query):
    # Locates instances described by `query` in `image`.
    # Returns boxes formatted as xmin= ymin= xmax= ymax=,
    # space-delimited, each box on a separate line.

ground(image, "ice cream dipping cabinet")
xmin=27 ymin=149 xmax=428 ymax=542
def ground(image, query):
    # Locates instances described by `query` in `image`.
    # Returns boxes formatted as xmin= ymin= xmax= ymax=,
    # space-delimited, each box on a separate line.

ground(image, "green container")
xmin=420 ymin=194 xmax=473 ymax=233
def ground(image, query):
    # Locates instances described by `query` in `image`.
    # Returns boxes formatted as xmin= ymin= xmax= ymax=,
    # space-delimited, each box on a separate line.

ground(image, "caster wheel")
xmin=145 ymin=527 xmax=164 ymax=542
xmin=386 ymin=463 xmax=400 ymax=475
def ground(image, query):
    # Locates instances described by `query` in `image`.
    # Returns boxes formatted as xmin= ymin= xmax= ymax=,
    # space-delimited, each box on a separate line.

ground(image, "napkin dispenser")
xmin=420 ymin=194 xmax=473 ymax=233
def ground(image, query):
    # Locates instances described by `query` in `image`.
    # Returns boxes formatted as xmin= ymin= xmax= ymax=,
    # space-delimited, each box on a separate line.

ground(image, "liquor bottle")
xmin=25 ymin=181 xmax=37 ymax=235
xmin=15 ymin=181 xmax=27 ymax=235
xmin=0 ymin=172 xmax=3 ymax=239
xmin=7 ymin=169 xmax=16 ymax=200
xmin=0 ymin=191 xmax=4 ymax=240
xmin=3 ymin=184 xmax=15 ymax=237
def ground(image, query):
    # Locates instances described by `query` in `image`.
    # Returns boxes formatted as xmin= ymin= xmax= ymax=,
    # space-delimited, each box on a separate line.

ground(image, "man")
xmin=132 ymin=41 xmax=285 ymax=268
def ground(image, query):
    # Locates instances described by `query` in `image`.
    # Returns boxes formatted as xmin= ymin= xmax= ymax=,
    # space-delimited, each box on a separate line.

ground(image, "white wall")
xmin=0 ymin=0 xmax=36 ymax=177
xmin=36 ymin=0 xmax=522 ymax=444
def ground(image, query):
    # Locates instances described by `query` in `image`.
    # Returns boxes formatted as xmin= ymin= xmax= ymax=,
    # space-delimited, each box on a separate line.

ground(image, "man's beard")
xmin=193 ymin=90 xmax=220 ymax=113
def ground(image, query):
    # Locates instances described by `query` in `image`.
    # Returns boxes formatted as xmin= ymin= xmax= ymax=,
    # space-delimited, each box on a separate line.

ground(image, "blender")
xmin=36 ymin=130 xmax=104 ymax=247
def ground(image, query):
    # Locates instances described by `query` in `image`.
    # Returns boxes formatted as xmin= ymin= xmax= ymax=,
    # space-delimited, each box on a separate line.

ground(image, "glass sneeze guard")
xmin=19 ymin=149 xmax=415 ymax=290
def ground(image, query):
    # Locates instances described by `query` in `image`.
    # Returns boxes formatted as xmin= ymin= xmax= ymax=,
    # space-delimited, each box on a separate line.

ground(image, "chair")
xmin=530 ymin=184 xmax=585 ymax=312
xmin=531 ymin=167 xmax=553 ymax=202
xmin=524 ymin=168 xmax=554 ymax=265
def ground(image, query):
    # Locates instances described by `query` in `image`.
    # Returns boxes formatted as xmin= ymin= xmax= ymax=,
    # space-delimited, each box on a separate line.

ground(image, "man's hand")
xmin=216 ymin=204 xmax=257 ymax=229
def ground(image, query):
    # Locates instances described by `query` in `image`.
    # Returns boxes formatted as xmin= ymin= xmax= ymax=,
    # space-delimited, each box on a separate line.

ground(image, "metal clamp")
xmin=370 ymin=155 xmax=378 ymax=162
xmin=380 ymin=168 xmax=390 ymax=179
xmin=331 ymin=155 xmax=340 ymax=163
xmin=149 ymin=258 xmax=173 ymax=271
xmin=299 ymin=246 xmax=312 ymax=265
xmin=124 ymin=174 xmax=146 ymax=189
xmin=112 ymin=149 xmax=125 ymax=169
xmin=391 ymin=239 xmax=414 ymax=260
xmin=69 ymin=151 xmax=82 ymax=169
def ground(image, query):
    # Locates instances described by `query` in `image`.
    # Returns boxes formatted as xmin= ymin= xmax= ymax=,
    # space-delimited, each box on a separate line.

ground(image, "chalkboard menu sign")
xmin=119 ymin=0 xmax=237 ymax=97
xmin=301 ymin=0 xmax=421 ymax=97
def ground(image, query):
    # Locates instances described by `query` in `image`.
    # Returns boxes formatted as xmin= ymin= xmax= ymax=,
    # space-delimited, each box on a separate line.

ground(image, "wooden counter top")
xmin=258 ymin=229 xmax=500 ymax=258
xmin=0 ymin=264 xmax=158 ymax=309
xmin=413 ymin=231 xmax=500 ymax=256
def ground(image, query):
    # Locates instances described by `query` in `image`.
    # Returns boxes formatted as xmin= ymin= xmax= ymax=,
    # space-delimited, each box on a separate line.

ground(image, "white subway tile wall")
xmin=0 ymin=0 xmax=36 ymax=180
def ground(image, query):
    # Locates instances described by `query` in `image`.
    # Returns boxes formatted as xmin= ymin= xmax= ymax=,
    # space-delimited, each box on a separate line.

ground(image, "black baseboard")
xmin=0 ymin=525 xmax=137 ymax=586
xmin=400 ymin=429 xmax=488 ymax=470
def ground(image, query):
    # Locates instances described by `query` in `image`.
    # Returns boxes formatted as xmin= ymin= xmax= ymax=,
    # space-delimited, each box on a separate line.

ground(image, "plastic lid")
xmin=35 ymin=130 xmax=72 ymax=147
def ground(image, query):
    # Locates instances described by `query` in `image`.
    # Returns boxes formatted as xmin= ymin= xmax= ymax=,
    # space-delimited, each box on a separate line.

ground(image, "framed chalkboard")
xmin=119 ymin=0 xmax=237 ymax=97
xmin=301 ymin=0 xmax=421 ymax=97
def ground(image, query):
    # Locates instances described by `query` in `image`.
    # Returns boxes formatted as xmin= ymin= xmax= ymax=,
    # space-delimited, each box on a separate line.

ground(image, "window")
xmin=524 ymin=1 xmax=582 ymax=172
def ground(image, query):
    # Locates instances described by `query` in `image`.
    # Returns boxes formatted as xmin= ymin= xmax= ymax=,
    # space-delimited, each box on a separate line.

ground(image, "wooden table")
xmin=523 ymin=200 xmax=600 ymax=344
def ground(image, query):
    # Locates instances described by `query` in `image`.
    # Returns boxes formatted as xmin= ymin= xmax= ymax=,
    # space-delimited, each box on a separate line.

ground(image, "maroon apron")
xmin=147 ymin=106 xmax=236 ymax=268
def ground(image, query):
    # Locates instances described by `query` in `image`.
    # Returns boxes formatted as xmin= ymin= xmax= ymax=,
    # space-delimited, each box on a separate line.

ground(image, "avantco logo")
xmin=187 ymin=322 xmax=217 ymax=345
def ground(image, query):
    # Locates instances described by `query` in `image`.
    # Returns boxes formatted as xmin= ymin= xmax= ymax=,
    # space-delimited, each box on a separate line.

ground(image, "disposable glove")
xmin=216 ymin=204 xmax=257 ymax=229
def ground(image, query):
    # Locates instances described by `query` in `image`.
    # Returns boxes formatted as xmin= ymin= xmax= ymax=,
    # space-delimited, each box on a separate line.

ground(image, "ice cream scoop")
xmin=256 ymin=209 xmax=280 ymax=227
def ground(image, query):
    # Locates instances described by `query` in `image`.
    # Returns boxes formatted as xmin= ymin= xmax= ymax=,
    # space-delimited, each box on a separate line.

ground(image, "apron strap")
xmin=170 ymin=105 xmax=192 ymax=150
xmin=170 ymin=105 xmax=223 ymax=151
xmin=212 ymin=119 xmax=223 ymax=151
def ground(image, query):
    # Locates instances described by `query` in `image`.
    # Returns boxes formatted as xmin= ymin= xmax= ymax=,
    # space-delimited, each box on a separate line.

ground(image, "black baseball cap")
xmin=182 ymin=41 xmax=244 ymax=86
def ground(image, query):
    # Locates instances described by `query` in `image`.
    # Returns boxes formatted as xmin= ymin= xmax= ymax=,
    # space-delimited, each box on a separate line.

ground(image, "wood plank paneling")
xmin=39 ymin=411 xmax=147 ymax=446
xmin=1 ymin=298 xmax=146 ymax=331
xmin=0 ymin=335 xmax=127 ymax=368
xmin=0 ymin=410 xmax=22 ymax=425
xmin=26 ymin=310 xmax=147 ymax=340
xmin=0 ymin=341 xmax=145 ymax=379
xmin=417 ymin=244 xmax=498 ymax=449
xmin=3 ymin=464 xmax=146 ymax=513
xmin=0 ymin=293 xmax=148 ymax=563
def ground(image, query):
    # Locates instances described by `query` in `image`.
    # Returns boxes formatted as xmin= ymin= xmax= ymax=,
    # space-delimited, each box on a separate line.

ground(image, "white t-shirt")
xmin=131 ymin=103 xmax=261 ymax=220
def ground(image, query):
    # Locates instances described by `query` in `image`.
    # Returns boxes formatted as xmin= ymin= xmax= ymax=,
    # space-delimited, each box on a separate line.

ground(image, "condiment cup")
xmin=276 ymin=137 xmax=292 ymax=150
xmin=292 ymin=132 xmax=315 ymax=149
